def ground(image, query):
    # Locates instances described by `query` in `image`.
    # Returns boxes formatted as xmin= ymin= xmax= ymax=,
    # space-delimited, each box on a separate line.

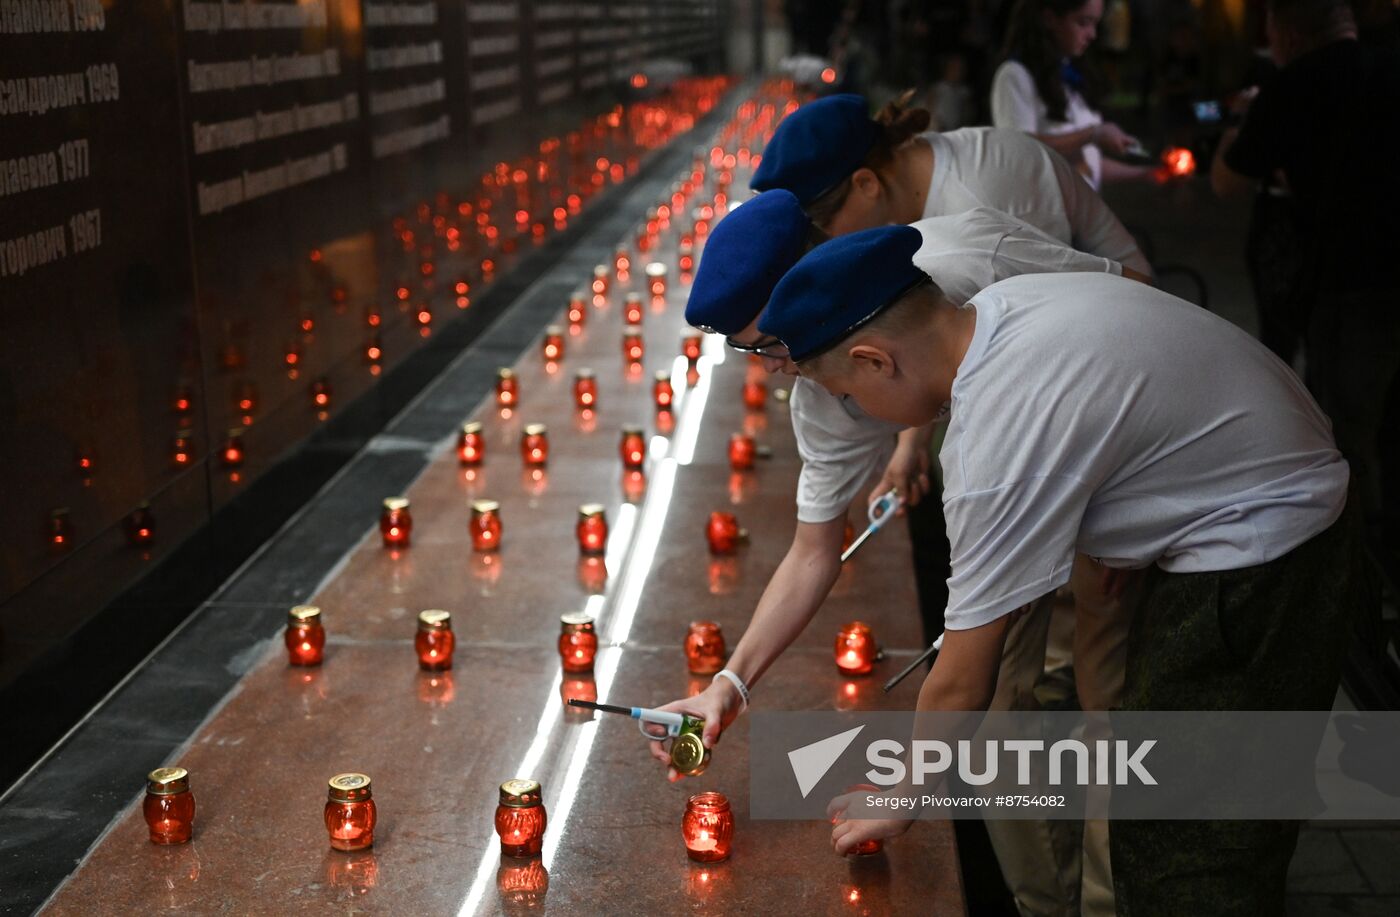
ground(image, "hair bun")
xmin=874 ymin=89 xmax=933 ymax=142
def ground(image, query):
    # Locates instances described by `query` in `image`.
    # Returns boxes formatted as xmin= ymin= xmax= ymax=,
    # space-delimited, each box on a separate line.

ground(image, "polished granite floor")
xmin=21 ymin=89 xmax=965 ymax=916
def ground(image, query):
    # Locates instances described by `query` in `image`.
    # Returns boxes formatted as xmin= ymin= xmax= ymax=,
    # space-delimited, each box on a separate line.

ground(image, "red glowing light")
xmin=684 ymin=621 xmax=726 ymax=675
xmin=143 ymin=771 xmax=195 ymax=846
xmin=470 ymin=500 xmax=502 ymax=552
xmin=835 ymin=621 xmax=878 ymax=675
xmin=125 ymin=504 xmax=156 ymax=548
xmin=457 ymin=422 xmax=484 ymax=465
xmin=520 ymin=424 xmax=549 ymax=466
xmin=1163 ymin=146 xmax=1196 ymax=178
xmin=742 ymin=379 xmax=767 ymax=411
xmin=683 ymin=792 xmax=733 ymax=862
xmin=542 ymin=326 xmax=565 ymax=362
xmin=285 ymin=606 xmax=325 ymax=666
xmin=682 ymin=333 xmax=703 ymax=363
xmin=496 ymin=369 xmax=519 ymax=406
xmin=619 ymin=427 xmax=647 ymax=470
xmin=624 ymin=294 xmax=644 ymax=326
xmin=311 ymin=378 xmax=331 ymax=409
xmin=706 ymin=511 xmax=743 ymax=555
xmin=623 ymin=332 xmax=644 ymax=364
xmin=495 ymin=780 xmax=547 ymax=857
xmin=415 ymin=610 xmax=455 ymax=671
xmin=576 ymin=505 xmax=608 ymax=556
xmin=653 ymin=371 xmax=674 ymax=409
xmin=325 ymin=776 xmax=377 ymax=852
xmin=559 ymin=612 xmax=598 ymax=671
xmin=380 ymin=497 xmax=412 ymax=548
xmin=574 ymin=370 xmax=598 ymax=409
xmin=728 ymin=432 xmax=756 ymax=470
xmin=631 ymin=73 xmax=648 ymax=89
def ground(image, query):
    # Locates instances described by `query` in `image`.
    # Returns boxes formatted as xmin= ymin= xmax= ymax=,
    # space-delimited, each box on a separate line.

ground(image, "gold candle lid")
xmin=383 ymin=496 xmax=409 ymax=511
xmin=499 ymin=778 xmax=543 ymax=808
xmin=497 ymin=367 xmax=514 ymax=380
xmin=327 ymin=773 xmax=372 ymax=802
xmin=622 ymin=331 xmax=641 ymax=340
xmin=654 ymin=370 xmax=671 ymax=383
xmin=625 ymin=292 xmax=643 ymax=303
xmin=670 ymin=733 xmax=710 ymax=777
xmin=289 ymin=604 xmax=322 ymax=624
xmin=418 ymin=609 xmax=452 ymax=631
xmin=689 ymin=620 xmax=721 ymax=633
xmin=560 ymin=611 xmax=595 ymax=631
xmin=544 ymin=325 xmax=563 ymax=337
xmin=577 ymin=503 xmax=606 ymax=519
xmin=570 ymin=290 xmax=587 ymax=303
xmin=593 ymin=265 xmax=609 ymax=278
xmin=575 ymin=367 xmax=595 ymax=380
xmin=146 ymin=767 xmax=190 ymax=795
xmin=462 ymin=421 xmax=483 ymax=434
xmin=523 ymin=423 xmax=547 ymax=437
xmin=471 ymin=499 xmax=500 ymax=514
xmin=645 ymin=262 xmax=667 ymax=277
xmin=620 ymin=425 xmax=645 ymax=437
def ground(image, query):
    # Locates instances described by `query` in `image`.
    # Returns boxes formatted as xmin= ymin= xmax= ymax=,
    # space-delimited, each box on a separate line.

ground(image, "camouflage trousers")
xmin=1110 ymin=491 xmax=1374 ymax=917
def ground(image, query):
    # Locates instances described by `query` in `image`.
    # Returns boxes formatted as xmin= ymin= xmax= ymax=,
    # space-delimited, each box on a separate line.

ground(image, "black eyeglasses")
xmin=723 ymin=334 xmax=790 ymax=358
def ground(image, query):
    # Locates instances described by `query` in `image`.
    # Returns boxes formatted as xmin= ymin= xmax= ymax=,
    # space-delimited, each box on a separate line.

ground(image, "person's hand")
xmin=1091 ymin=121 xmax=1139 ymax=156
xmin=646 ymin=680 xmax=744 ymax=782
xmin=827 ymin=788 xmax=915 ymax=856
xmin=871 ymin=440 xmax=930 ymax=512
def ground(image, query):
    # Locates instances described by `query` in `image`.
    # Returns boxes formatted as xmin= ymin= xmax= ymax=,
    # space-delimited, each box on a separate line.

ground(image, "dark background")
xmin=0 ymin=0 xmax=729 ymax=789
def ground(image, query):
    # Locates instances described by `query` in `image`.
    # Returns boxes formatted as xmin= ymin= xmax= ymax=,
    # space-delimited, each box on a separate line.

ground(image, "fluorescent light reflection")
xmin=671 ymin=355 xmax=714 ymax=465
xmin=606 ymin=457 xmax=676 ymax=645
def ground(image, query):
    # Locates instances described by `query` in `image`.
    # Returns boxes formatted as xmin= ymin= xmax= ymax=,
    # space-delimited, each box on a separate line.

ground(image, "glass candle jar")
xmin=653 ymin=371 xmax=674 ymax=409
xmin=684 ymin=621 xmax=726 ymax=675
xmin=835 ymin=621 xmax=878 ymax=676
xmin=742 ymin=379 xmax=766 ymax=411
xmin=728 ymin=433 xmax=756 ymax=470
xmin=623 ymin=293 xmax=644 ymax=327
xmin=573 ymin=369 xmax=597 ymax=410
xmin=497 ymin=858 xmax=550 ymax=910
xmin=380 ymin=497 xmax=412 ymax=548
xmin=646 ymin=262 xmax=667 ymax=298
xmin=566 ymin=293 xmax=587 ymax=326
xmin=541 ymin=326 xmax=565 ymax=362
xmin=681 ymin=333 xmax=703 ymax=363
xmin=576 ymin=504 xmax=608 ymax=555
xmin=682 ymin=792 xmax=733 ymax=862
xmin=520 ymin=424 xmax=549 ymax=466
xmin=458 ymin=421 xmax=485 ymax=465
xmin=591 ymin=265 xmax=609 ymax=297
xmin=678 ymin=240 xmax=695 ymax=275
xmin=471 ymin=499 xmax=502 ymax=552
xmin=619 ymin=426 xmax=646 ymax=470
xmin=622 ymin=332 xmax=644 ymax=364
xmin=706 ymin=511 xmax=743 ymax=555
xmin=221 ymin=429 xmax=245 ymax=468
xmin=325 ymin=773 xmax=377 ymax=852
xmin=144 ymin=767 xmax=195 ymax=845
xmin=49 ymin=508 xmax=72 ymax=552
xmin=415 ymin=609 xmax=455 ymax=671
xmin=171 ymin=429 xmax=195 ymax=467
xmin=125 ymin=503 xmax=156 ymax=548
xmin=614 ymin=247 xmax=630 ymax=276
xmin=496 ymin=368 xmax=519 ymax=407
xmin=285 ymin=605 xmax=326 ymax=666
xmin=311 ymin=377 xmax=332 ymax=410
xmin=496 ymin=779 xmax=547 ymax=858
xmin=558 ymin=612 xmax=598 ymax=672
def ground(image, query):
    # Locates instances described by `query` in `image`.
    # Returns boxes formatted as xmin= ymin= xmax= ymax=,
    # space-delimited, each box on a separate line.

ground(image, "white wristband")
xmin=713 ymin=669 xmax=750 ymax=712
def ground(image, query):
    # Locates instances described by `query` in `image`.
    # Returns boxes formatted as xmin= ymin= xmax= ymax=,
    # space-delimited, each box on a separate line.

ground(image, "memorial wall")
xmin=0 ymin=0 xmax=727 ymax=746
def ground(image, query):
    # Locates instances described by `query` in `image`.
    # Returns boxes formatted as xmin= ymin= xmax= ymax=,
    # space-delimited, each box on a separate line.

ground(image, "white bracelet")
xmin=713 ymin=669 xmax=750 ymax=712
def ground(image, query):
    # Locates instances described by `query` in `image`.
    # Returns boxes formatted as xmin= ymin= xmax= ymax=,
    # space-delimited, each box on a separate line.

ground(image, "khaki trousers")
xmin=982 ymin=553 xmax=1139 ymax=917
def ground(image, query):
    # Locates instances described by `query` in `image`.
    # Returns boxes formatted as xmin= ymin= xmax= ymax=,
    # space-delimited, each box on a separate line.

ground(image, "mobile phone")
xmin=1193 ymin=100 xmax=1222 ymax=124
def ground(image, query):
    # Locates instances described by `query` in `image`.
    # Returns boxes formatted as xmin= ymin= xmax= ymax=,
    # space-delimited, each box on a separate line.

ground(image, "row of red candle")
xmin=285 ymin=605 xmax=455 ymax=670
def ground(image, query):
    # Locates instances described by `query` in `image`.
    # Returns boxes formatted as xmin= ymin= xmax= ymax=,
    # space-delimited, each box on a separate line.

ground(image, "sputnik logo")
xmin=788 ymin=725 xmax=864 ymax=798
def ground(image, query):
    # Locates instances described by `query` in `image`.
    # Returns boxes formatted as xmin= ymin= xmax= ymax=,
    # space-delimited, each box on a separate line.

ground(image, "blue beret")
xmin=750 ymin=95 xmax=880 ymax=206
xmin=684 ymin=190 xmax=811 ymax=335
xmin=759 ymin=225 xmax=925 ymax=362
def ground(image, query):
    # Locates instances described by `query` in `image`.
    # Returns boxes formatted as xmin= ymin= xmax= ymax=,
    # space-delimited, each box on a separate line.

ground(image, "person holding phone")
xmin=992 ymin=0 xmax=1158 ymax=188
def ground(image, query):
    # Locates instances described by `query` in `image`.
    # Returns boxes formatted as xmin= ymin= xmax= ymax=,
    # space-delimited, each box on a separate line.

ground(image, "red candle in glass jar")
xmin=381 ymin=497 xmax=412 ymax=547
xmin=681 ymin=333 xmax=703 ymax=363
xmin=172 ymin=429 xmax=195 ymax=467
xmin=591 ymin=265 xmax=609 ymax=297
xmin=49 ymin=508 xmax=72 ymax=552
xmin=646 ymin=262 xmax=667 ymax=298
xmin=835 ymin=621 xmax=878 ymax=676
xmin=311 ymin=377 xmax=332 ymax=410
xmin=497 ymin=858 xmax=550 ymax=908
xmin=125 ymin=503 xmax=156 ymax=548
xmin=496 ymin=368 xmax=519 ymax=407
xmin=415 ymin=609 xmax=454 ymax=671
xmin=566 ymin=293 xmax=587 ymax=326
xmin=623 ymin=293 xmax=644 ymax=326
xmin=471 ymin=500 xmax=502 ymax=551
xmin=653 ymin=370 xmax=674 ymax=409
xmin=682 ymin=792 xmax=733 ymax=862
xmin=221 ymin=429 xmax=245 ymax=468
xmin=558 ymin=612 xmax=598 ymax=672
xmin=496 ymin=779 xmax=547 ymax=857
xmin=614 ymin=247 xmax=630 ymax=276
xmin=520 ymin=424 xmax=549 ymax=466
xmin=684 ymin=621 xmax=726 ymax=675
xmin=678 ymin=240 xmax=695 ymax=275
xmin=573 ymin=369 xmax=598 ymax=409
xmin=576 ymin=504 xmax=608 ymax=555
xmin=325 ymin=773 xmax=377 ymax=852
xmin=619 ymin=426 xmax=646 ymax=470
xmin=541 ymin=325 xmax=565 ymax=362
xmin=742 ymin=379 xmax=767 ymax=410
xmin=728 ymin=432 xmax=756 ymax=470
xmin=622 ymin=332 xmax=644 ymax=364
xmin=706 ymin=511 xmax=744 ymax=555
xmin=285 ymin=605 xmax=326 ymax=666
xmin=458 ymin=421 xmax=485 ymax=465
xmin=144 ymin=767 xmax=195 ymax=845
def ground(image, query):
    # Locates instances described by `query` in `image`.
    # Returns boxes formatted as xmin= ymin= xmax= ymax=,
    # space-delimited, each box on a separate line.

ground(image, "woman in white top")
xmin=991 ymin=0 xmax=1155 ymax=188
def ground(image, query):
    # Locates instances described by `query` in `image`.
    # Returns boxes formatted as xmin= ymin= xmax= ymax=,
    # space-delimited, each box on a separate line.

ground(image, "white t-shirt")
xmin=919 ymin=128 xmax=1147 ymax=275
xmin=991 ymin=60 xmax=1105 ymax=189
xmin=791 ymin=209 xmax=1126 ymax=523
xmin=941 ymin=272 xmax=1349 ymax=630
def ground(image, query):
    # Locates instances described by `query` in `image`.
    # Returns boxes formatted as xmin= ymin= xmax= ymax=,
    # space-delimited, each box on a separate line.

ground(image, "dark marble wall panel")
xmin=0 ymin=0 xmax=738 ymax=773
